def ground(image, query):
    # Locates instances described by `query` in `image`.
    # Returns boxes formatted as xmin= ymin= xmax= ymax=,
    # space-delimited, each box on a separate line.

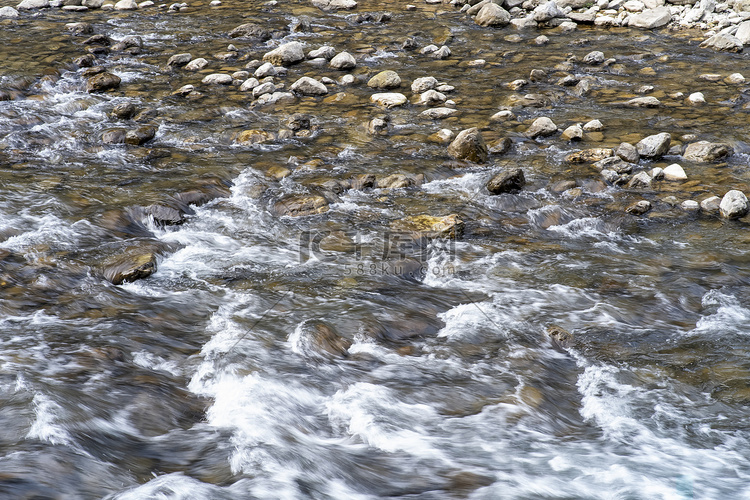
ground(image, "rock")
xmin=583 ymin=119 xmax=603 ymax=131
xmin=616 ymin=142 xmax=640 ymax=163
xmin=87 ymin=72 xmax=121 ymax=92
xmin=291 ymin=77 xmax=328 ymax=95
xmin=273 ymin=195 xmax=329 ymax=216
xmin=700 ymin=33 xmax=743 ymax=52
xmin=475 ymin=2 xmax=511 ymax=26
xmin=329 ymin=51 xmax=356 ymax=69
xmin=700 ymin=195 xmax=721 ymax=212
xmin=687 ymin=92 xmax=705 ymax=105
xmin=367 ymin=117 xmax=389 ymax=135
xmin=112 ymin=102 xmax=136 ymax=120
xmin=447 ymin=128 xmax=488 ymax=163
xmin=583 ymin=50 xmax=605 ymax=64
xmin=650 ymin=167 xmax=664 ymax=180
xmin=287 ymin=113 xmax=314 ymax=131
xmin=420 ymin=107 xmax=459 ymax=119
xmin=113 ymin=0 xmax=137 ymax=9
xmin=236 ymin=129 xmax=275 ymax=144
xmin=726 ymin=73 xmax=745 ymax=84
xmin=682 ymin=141 xmax=732 ymax=163
xmin=681 ymin=200 xmax=700 ymax=211
xmin=627 ymin=96 xmax=660 ymax=107
xmin=735 ymin=20 xmax=750 ymax=44
xmin=166 ymin=53 xmax=192 ymax=68
xmin=489 ymin=137 xmax=512 ymax=154
xmin=550 ymin=180 xmax=577 ymax=193
xmin=432 ymin=46 xmax=451 ymax=59
xmin=628 ymin=6 xmax=671 ymax=28
xmin=367 ymin=70 xmax=401 ymax=89
xmin=184 ymin=58 xmax=209 ymax=71
xmin=628 ymin=171 xmax=653 ymax=188
xmin=255 ymin=92 xmax=295 ymax=106
xmin=487 ymin=168 xmax=525 ymax=194
xmin=17 ymin=0 xmax=48 ymax=8
xmin=377 ymin=174 xmax=419 ymax=189
xmin=125 ymin=125 xmax=156 ymax=145
xmin=370 ymin=92 xmax=407 ymax=108
xmin=228 ymin=23 xmax=272 ymax=41
xmin=201 ymin=73 xmax=232 ymax=85
xmin=263 ymin=42 xmax=305 ymax=66
xmin=525 ymin=117 xmax=557 ymax=138
xmin=663 ymin=163 xmax=687 ymax=180
xmin=565 ymin=148 xmax=614 ymax=163
xmin=0 ymin=6 xmax=19 ymax=16
xmin=419 ymin=90 xmax=446 ymax=105
xmin=626 ymin=200 xmax=651 ymax=215
xmin=394 ymin=214 xmax=464 ymax=239
xmin=720 ymin=190 xmax=749 ymax=218
xmin=309 ymin=46 xmax=336 ymax=59
xmin=312 ymin=0 xmax=357 ymax=10
xmin=291 ymin=321 xmax=351 ymax=358
xmin=254 ymin=62 xmax=277 ymax=78
xmin=594 ymin=156 xmax=634 ymax=174
xmin=101 ymin=128 xmax=127 ymax=144
xmin=412 ymin=76 xmax=438 ymax=93
xmin=533 ymin=0 xmax=563 ymax=21
xmin=490 ymin=110 xmax=515 ymax=122
xmin=420 ymin=44 xmax=439 ymax=55
xmin=252 ymin=82 xmax=276 ymax=98
xmin=239 ymin=78 xmax=259 ymax=91
xmin=561 ymin=123 xmax=583 ymax=141
xmin=636 ymin=132 xmax=671 ymax=158
xmin=103 ymin=252 xmax=157 ymax=285
xmin=428 ymin=128 xmax=454 ymax=143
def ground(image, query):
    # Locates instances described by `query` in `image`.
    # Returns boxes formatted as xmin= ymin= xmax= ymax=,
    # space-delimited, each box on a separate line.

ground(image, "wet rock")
xmin=546 ymin=325 xmax=573 ymax=349
xmin=682 ymin=141 xmax=732 ymax=163
xmin=687 ymin=92 xmax=705 ymax=105
xmin=312 ymin=0 xmax=357 ymax=10
xmin=291 ymin=76 xmax=328 ymax=95
xmin=144 ymin=202 xmax=192 ymax=226
xmin=111 ymin=102 xmax=136 ymax=120
xmin=254 ymin=62 xmax=277 ymax=78
xmin=239 ymin=78 xmax=260 ymax=92
xmin=720 ymin=190 xmax=749 ymax=218
xmin=583 ymin=50 xmax=605 ymax=64
xmin=447 ymin=127 xmax=488 ymax=163
xmin=377 ymin=174 xmax=420 ymax=189
xmin=418 ymin=89 xmax=446 ymax=105
xmin=236 ymin=129 xmax=276 ymax=144
xmin=73 ymin=54 xmax=97 ymax=68
xmin=394 ymin=214 xmax=464 ymax=239
xmin=293 ymin=321 xmax=351 ymax=357
xmin=367 ymin=116 xmax=389 ymax=135
xmin=583 ymin=119 xmax=603 ymax=131
xmin=370 ymin=92 xmax=407 ymax=108
xmin=412 ymin=76 xmax=438 ymax=93
xmin=420 ymin=107 xmax=458 ymax=119
xmin=700 ymin=33 xmax=743 ymax=52
xmin=171 ymin=84 xmax=196 ymax=96
xmin=700 ymin=195 xmax=721 ymax=213
xmin=367 ymin=70 xmax=401 ymax=89
xmin=329 ymin=51 xmax=356 ymax=69
xmin=525 ymin=116 xmax=557 ymax=138
xmin=255 ymin=92 xmax=295 ymax=106
xmin=228 ymin=22 xmax=272 ymax=41
xmin=125 ymin=125 xmax=157 ymax=145
xmin=201 ymin=73 xmax=232 ymax=85
xmin=308 ymin=46 xmax=335 ymax=60
xmin=487 ymin=168 xmax=525 ymax=194
xmin=101 ymin=128 xmax=128 ymax=144
xmin=628 ymin=171 xmax=653 ymax=188
xmin=627 ymin=96 xmax=660 ymax=107
xmin=561 ymin=123 xmax=583 ymax=141
xmin=166 ymin=53 xmax=192 ymax=68
xmin=87 ymin=72 xmax=120 ymax=93
xmin=616 ymin=142 xmax=640 ymax=163
xmin=475 ymin=2 xmax=511 ymax=26
xmin=594 ymin=156 xmax=634 ymax=174
xmin=0 ymin=6 xmax=19 ymax=16
xmin=489 ymin=137 xmax=512 ymax=154
xmin=273 ymin=195 xmax=329 ymax=216
xmin=432 ymin=46 xmax=452 ymax=59
xmin=681 ymin=200 xmax=700 ymax=211
xmin=253 ymin=82 xmax=276 ymax=98
xmin=565 ymin=148 xmax=614 ymax=163
xmin=490 ymin=109 xmax=515 ymax=122
xmin=184 ymin=58 xmax=209 ymax=71
xmin=663 ymin=163 xmax=687 ymax=180
xmin=263 ymin=42 xmax=305 ymax=66
xmin=287 ymin=113 xmax=314 ymax=132
xmin=550 ymin=179 xmax=577 ymax=193
xmin=103 ymin=252 xmax=157 ymax=285
xmin=628 ymin=6 xmax=671 ymax=27
xmin=626 ymin=200 xmax=651 ymax=215
xmin=636 ymin=132 xmax=671 ymax=159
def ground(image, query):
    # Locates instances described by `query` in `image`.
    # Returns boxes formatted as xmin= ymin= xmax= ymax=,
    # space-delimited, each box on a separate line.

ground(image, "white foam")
xmin=26 ymin=393 xmax=72 ymax=446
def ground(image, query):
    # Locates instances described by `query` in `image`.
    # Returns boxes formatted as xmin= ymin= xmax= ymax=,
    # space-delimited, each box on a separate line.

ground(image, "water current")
xmin=2 ymin=0 xmax=750 ymax=498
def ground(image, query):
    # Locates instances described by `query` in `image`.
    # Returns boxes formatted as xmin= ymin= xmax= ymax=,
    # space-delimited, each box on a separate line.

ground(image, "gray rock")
xmin=330 ymin=51 xmax=356 ymax=69
xmin=432 ymin=46 xmax=452 ymax=59
xmin=583 ymin=50 xmax=605 ymax=64
xmin=263 ymin=42 xmax=305 ymax=66
xmin=17 ymin=0 xmax=48 ymax=8
xmin=419 ymin=89 xmax=446 ymax=105
xmin=312 ymin=0 xmax=357 ymax=10
xmin=681 ymin=200 xmax=700 ymax=211
xmin=201 ymin=73 xmax=232 ymax=85
xmin=370 ymin=93 xmax=408 ymax=108
xmin=114 ymin=0 xmax=137 ymax=9
xmin=628 ymin=171 xmax=653 ymax=188
xmin=487 ymin=168 xmax=525 ymax=194
xmin=167 ymin=53 xmax=192 ymax=68
xmin=720 ymin=190 xmax=749 ymax=218
xmin=448 ymin=128 xmax=488 ymax=163
xmin=228 ymin=23 xmax=272 ymax=41
xmin=616 ymin=142 xmax=640 ymax=163
xmin=240 ymin=78 xmax=260 ymax=91
xmin=700 ymin=195 xmax=721 ymax=212
xmin=475 ymin=2 xmax=511 ymax=25
xmin=682 ymin=141 xmax=732 ymax=163
xmin=367 ymin=70 xmax=401 ymax=89
xmin=636 ymin=132 xmax=671 ymax=158
xmin=0 ymin=6 xmax=20 ymax=16
xmin=412 ymin=76 xmax=438 ymax=93
xmin=253 ymin=82 xmax=276 ymax=98
xmin=561 ymin=123 xmax=583 ymax=141
xmin=525 ymin=116 xmax=557 ymax=138
xmin=309 ymin=46 xmax=336 ymax=59
xmin=662 ymin=163 xmax=687 ymax=180
xmin=628 ymin=6 xmax=671 ymax=28
xmin=700 ymin=33 xmax=743 ymax=52
xmin=626 ymin=200 xmax=651 ymax=215
xmin=627 ymin=96 xmax=661 ymax=107
xmin=533 ymin=0 xmax=563 ymax=21
xmin=419 ymin=107 xmax=459 ymax=119
xmin=184 ymin=58 xmax=209 ymax=71
xmin=254 ymin=62 xmax=277 ymax=78
xmin=735 ymin=20 xmax=750 ymax=44
xmin=291 ymin=76 xmax=328 ymax=95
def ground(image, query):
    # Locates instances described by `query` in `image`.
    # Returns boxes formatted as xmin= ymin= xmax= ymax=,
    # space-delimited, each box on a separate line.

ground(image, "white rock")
xmin=202 ymin=73 xmax=232 ymax=85
xmin=253 ymin=82 xmax=276 ymax=98
xmin=490 ymin=110 xmax=515 ymax=122
xmin=255 ymin=91 xmax=295 ymax=106
xmin=339 ymin=74 xmax=355 ymax=85
xmin=0 ymin=5 xmax=19 ymax=15
xmin=370 ymin=93 xmax=408 ymax=108
xmin=533 ymin=0 xmax=563 ymax=21
xmin=726 ymin=73 xmax=745 ymax=84
xmin=184 ymin=58 xmax=209 ymax=71
xmin=308 ymin=46 xmax=336 ymax=59
xmin=720 ymin=189 xmax=749 ymax=218
xmin=420 ymin=107 xmax=459 ymax=119
xmin=412 ymin=76 xmax=438 ymax=93
xmin=329 ymin=51 xmax=356 ymax=69
xmin=583 ymin=119 xmax=604 ymax=131
xmin=681 ymin=200 xmax=700 ymax=211
xmin=17 ymin=0 xmax=48 ymax=8
xmin=561 ymin=123 xmax=583 ymax=141
xmin=624 ymin=0 xmax=644 ymax=10
xmin=475 ymin=2 xmax=511 ymax=26
xmin=420 ymin=44 xmax=439 ymax=54
xmin=735 ymin=20 xmax=750 ymax=43
xmin=114 ymin=0 xmax=137 ymax=9
xmin=663 ymin=163 xmax=687 ymax=180
xmin=290 ymin=76 xmax=328 ymax=95
xmin=254 ymin=62 xmax=277 ymax=78
xmin=263 ymin=42 xmax=305 ymax=66
xmin=700 ymin=195 xmax=721 ymax=212
xmin=637 ymin=132 xmax=671 ymax=158
xmin=525 ymin=116 xmax=557 ymax=138
xmin=419 ymin=89 xmax=446 ymax=105
xmin=432 ymin=46 xmax=451 ymax=59
xmin=628 ymin=6 xmax=671 ymax=27
xmin=240 ymin=78 xmax=260 ymax=91
xmin=687 ymin=92 xmax=706 ymax=104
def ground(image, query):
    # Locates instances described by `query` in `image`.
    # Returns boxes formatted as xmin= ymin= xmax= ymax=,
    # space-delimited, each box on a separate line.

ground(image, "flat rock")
xmin=627 ymin=96 xmax=660 ymax=107
xmin=17 ymin=0 xmax=48 ymax=8
xmin=700 ymin=33 xmax=743 ymax=52
xmin=628 ymin=6 xmax=671 ymax=28
xmin=228 ymin=22 xmax=272 ymax=41
xmin=565 ymin=148 xmax=614 ymax=163
xmin=447 ymin=127 xmax=488 ymax=163
xmin=419 ymin=107 xmax=458 ymax=119
xmin=274 ymin=195 xmax=329 ymax=216
xmin=184 ymin=58 xmax=209 ymax=71
xmin=682 ymin=141 xmax=732 ymax=163
xmin=312 ymin=0 xmax=357 ymax=10
xmin=370 ymin=92 xmax=407 ymax=108
xmin=263 ymin=42 xmax=305 ymax=66
xmin=201 ymin=73 xmax=232 ymax=85
xmin=103 ymin=252 xmax=156 ymax=285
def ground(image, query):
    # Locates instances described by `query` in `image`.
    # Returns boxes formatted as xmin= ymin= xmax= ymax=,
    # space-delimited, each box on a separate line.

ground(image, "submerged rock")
xmin=87 ymin=72 xmax=120 ymax=92
xmin=394 ymin=214 xmax=465 ymax=239
xmin=487 ymin=168 xmax=525 ymax=194
xmin=103 ymin=252 xmax=157 ymax=285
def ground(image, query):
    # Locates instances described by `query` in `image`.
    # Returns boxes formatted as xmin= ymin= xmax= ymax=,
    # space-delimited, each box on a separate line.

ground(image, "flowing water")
xmin=2 ymin=1 xmax=750 ymax=498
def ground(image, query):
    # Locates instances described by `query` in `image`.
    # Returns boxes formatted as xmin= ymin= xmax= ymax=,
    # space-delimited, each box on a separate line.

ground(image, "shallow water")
xmin=2 ymin=1 xmax=750 ymax=498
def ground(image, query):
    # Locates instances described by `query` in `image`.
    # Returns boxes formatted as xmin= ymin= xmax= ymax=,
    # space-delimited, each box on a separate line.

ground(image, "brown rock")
xmin=87 ymin=72 xmax=121 ymax=92
xmin=565 ymin=148 xmax=614 ymax=163
xmin=447 ymin=127 xmax=488 ymax=163
xmin=273 ymin=195 xmax=329 ymax=216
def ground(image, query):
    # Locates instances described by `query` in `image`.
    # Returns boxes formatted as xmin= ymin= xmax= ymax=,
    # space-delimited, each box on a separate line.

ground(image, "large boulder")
xmin=628 ymin=7 xmax=671 ymax=28
xmin=720 ymin=190 xmax=749 ymax=218
xmin=475 ymin=2 xmax=511 ymax=26
xmin=682 ymin=141 xmax=732 ymax=163
xmin=636 ymin=132 xmax=671 ymax=158
xmin=262 ymin=42 xmax=305 ymax=66
xmin=487 ymin=168 xmax=525 ymax=194
xmin=447 ymin=128 xmax=488 ymax=163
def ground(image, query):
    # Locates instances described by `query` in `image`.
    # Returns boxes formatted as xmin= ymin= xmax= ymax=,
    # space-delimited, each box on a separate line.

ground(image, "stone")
xmin=102 ymin=128 xmax=127 ymax=144
xmin=420 ymin=107 xmax=459 ymax=119
xmin=525 ymin=116 xmax=557 ymax=138
xmin=252 ymin=82 xmax=276 ymax=98
xmin=565 ymin=148 xmax=614 ymax=163
xmin=628 ymin=171 xmax=653 ymax=188
xmin=627 ymin=96 xmax=660 ymax=107
xmin=254 ymin=62 xmax=277 ymax=78
xmin=720 ymin=190 xmax=749 ymax=218
xmin=419 ymin=89 xmax=446 ymax=105
xmin=663 ymin=163 xmax=687 ymax=180
xmin=312 ymin=0 xmax=357 ymax=10
xmin=475 ymin=2 xmax=511 ymax=26
xmin=166 ymin=53 xmax=192 ymax=68
xmin=0 ymin=6 xmax=19 ymax=16
xmin=309 ymin=46 xmax=336 ymax=59
xmin=112 ymin=102 xmax=136 ymax=120
xmin=700 ymin=33 xmax=743 ymax=52
xmin=263 ymin=42 xmax=305 ymax=66
xmin=377 ymin=174 xmax=418 ymax=189
xmin=291 ymin=76 xmax=328 ymax=95
xmin=636 ymin=132 xmax=671 ymax=158
xmin=255 ymin=92 xmax=295 ymax=106
xmin=370 ymin=93 xmax=407 ymax=108
xmin=561 ymin=123 xmax=583 ymax=141
xmin=583 ymin=50 xmax=605 ymax=64
xmin=489 ymin=137 xmax=512 ymax=154
xmin=533 ymin=0 xmax=563 ymax=21
xmin=367 ymin=117 xmax=389 ymax=135
xmin=124 ymin=126 xmax=156 ymax=145
xmin=367 ymin=70 xmax=401 ymax=89
xmin=432 ymin=46 xmax=451 ymax=59
xmin=201 ymin=73 xmax=232 ymax=85
xmin=487 ymin=168 xmax=525 ymax=194
xmin=87 ymin=72 xmax=121 ymax=92
xmin=239 ymin=78 xmax=260 ymax=91
xmin=17 ymin=0 xmax=48 ymax=8
xmin=236 ymin=129 xmax=275 ymax=144
xmin=735 ymin=20 xmax=750 ymax=44
xmin=330 ymin=52 xmax=356 ymax=69
xmin=103 ymin=252 xmax=156 ymax=285
xmin=114 ymin=0 xmax=137 ymax=9
xmin=412 ymin=76 xmax=438 ymax=93
xmin=700 ymin=195 xmax=721 ymax=212
xmin=595 ymin=157 xmax=634 ymax=174
xmin=228 ymin=23 xmax=272 ymax=41
xmin=447 ymin=127 xmax=488 ymax=163
xmin=626 ymin=200 xmax=651 ymax=215
xmin=490 ymin=110 xmax=515 ymax=122
xmin=681 ymin=200 xmax=700 ymax=211
xmin=428 ymin=129 xmax=454 ymax=143
xmin=726 ymin=73 xmax=745 ymax=84
xmin=184 ymin=58 xmax=209 ymax=71
xmin=682 ymin=141 xmax=732 ymax=163
xmin=583 ymin=119 xmax=603 ymax=131
xmin=273 ymin=195 xmax=329 ymax=216
xmin=628 ymin=6 xmax=671 ymax=28
xmin=394 ymin=214 xmax=464 ymax=239
xmin=687 ymin=92 xmax=705 ymax=105
xmin=616 ymin=142 xmax=640 ymax=163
